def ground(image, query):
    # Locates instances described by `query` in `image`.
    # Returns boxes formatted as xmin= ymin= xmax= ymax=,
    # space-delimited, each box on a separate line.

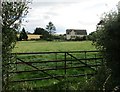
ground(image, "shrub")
xmin=92 ymin=7 xmax=120 ymax=90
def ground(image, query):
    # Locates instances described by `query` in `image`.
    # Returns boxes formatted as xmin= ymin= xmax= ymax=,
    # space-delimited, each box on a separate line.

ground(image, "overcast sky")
xmin=21 ymin=0 xmax=120 ymax=34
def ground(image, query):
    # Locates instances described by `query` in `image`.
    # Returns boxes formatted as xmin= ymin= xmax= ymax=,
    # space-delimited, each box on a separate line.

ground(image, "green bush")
xmin=92 ymin=7 xmax=120 ymax=90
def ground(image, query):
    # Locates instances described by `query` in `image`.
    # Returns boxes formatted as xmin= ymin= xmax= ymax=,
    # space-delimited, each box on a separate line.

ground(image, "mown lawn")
xmin=13 ymin=41 xmax=96 ymax=53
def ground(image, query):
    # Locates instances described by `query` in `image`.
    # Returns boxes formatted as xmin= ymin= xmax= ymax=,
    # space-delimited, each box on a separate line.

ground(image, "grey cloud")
xmin=42 ymin=12 xmax=59 ymax=20
xmin=84 ymin=2 xmax=106 ymax=10
xmin=31 ymin=2 xmax=59 ymax=7
xmin=33 ymin=0 xmax=85 ymax=3
xmin=78 ymin=21 xmax=97 ymax=25
xmin=43 ymin=15 xmax=50 ymax=20
xmin=29 ymin=2 xmax=61 ymax=20
xmin=31 ymin=0 xmax=85 ymax=8
xmin=45 ymin=12 xmax=58 ymax=16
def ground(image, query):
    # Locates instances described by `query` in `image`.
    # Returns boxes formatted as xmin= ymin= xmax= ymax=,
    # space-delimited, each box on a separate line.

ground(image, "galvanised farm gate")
xmin=7 ymin=50 xmax=104 ymax=89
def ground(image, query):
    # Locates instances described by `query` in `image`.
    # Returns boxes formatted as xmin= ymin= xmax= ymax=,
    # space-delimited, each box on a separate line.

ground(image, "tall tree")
xmin=33 ymin=27 xmax=49 ymax=39
xmin=2 ymin=1 xmax=30 ymax=91
xmin=19 ymin=27 xmax=28 ymax=40
xmin=46 ymin=21 xmax=56 ymax=35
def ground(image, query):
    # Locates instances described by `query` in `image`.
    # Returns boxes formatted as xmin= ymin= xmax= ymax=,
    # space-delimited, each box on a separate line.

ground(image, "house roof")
xmin=66 ymin=29 xmax=87 ymax=35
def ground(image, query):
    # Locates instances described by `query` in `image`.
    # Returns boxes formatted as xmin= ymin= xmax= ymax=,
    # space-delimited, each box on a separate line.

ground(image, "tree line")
xmin=18 ymin=21 xmax=57 ymax=41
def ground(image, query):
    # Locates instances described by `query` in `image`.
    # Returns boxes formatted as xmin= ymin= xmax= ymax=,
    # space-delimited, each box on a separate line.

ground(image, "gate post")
xmin=85 ymin=51 xmax=87 ymax=64
xmin=64 ymin=52 xmax=67 ymax=75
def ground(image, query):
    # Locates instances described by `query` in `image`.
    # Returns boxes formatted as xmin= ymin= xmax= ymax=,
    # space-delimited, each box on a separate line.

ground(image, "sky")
xmin=21 ymin=0 xmax=120 ymax=34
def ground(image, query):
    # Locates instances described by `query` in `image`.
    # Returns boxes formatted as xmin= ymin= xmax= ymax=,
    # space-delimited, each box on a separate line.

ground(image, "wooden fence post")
xmin=64 ymin=52 xmax=67 ymax=75
xmin=95 ymin=54 xmax=97 ymax=70
xmin=85 ymin=51 xmax=87 ymax=64
xmin=55 ymin=53 xmax=57 ymax=69
xmin=71 ymin=53 xmax=72 ymax=67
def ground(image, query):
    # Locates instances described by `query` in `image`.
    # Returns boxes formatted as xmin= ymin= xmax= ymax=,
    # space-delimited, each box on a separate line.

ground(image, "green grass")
xmin=9 ymin=41 xmax=101 ymax=90
xmin=13 ymin=41 xmax=96 ymax=53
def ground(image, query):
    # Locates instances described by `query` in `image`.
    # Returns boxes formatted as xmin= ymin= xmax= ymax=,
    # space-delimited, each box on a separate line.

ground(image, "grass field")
xmin=10 ymin=41 xmax=101 ymax=90
xmin=13 ymin=41 xmax=96 ymax=53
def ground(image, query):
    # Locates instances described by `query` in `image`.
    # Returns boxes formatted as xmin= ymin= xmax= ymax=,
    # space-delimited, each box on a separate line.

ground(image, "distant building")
xmin=66 ymin=29 xmax=87 ymax=40
xmin=17 ymin=34 xmax=42 ymax=40
xmin=27 ymin=34 xmax=42 ymax=40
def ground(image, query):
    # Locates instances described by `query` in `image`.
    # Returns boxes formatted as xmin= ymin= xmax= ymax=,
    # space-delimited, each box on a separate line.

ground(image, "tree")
xmin=2 ymin=1 xmax=29 ymax=91
xmin=33 ymin=27 xmax=49 ymax=39
xmin=93 ymin=8 xmax=120 ymax=90
xmin=19 ymin=27 xmax=28 ymax=41
xmin=87 ymin=31 xmax=97 ymax=41
xmin=46 ymin=21 xmax=56 ymax=36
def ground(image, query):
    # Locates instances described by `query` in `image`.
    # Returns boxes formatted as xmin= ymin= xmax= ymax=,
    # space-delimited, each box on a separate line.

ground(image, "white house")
xmin=66 ymin=29 xmax=87 ymax=40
